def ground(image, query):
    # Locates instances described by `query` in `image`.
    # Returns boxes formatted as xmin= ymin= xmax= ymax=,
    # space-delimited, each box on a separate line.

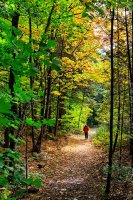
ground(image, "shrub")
xmin=93 ymin=126 xmax=109 ymax=147
xmin=93 ymin=125 xmax=129 ymax=149
xmin=0 ymin=138 xmax=42 ymax=200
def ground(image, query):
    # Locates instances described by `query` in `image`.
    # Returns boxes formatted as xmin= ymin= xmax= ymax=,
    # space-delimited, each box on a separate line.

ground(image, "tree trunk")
xmin=113 ymin=8 xmax=121 ymax=155
xmin=28 ymin=10 xmax=35 ymax=150
xmin=58 ymin=92 xmax=66 ymax=128
xmin=105 ymin=8 xmax=115 ymax=196
xmin=78 ymin=91 xmax=85 ymax=128
xmin=54 ymin=89 xmax=60 ymax=136
xmin=131 ymin=3 xmax=133 ymax=168
xmin=4 ymin=11 xmax=19 ymax=150
xmin=34 ymin=67 xmax=52 ymax=152
xmin=125 ymin=7 xmax=133 ymax=167
xmin=31 ymin=3 xmax=56 ymax=152
xmin=120 ymin=84 xmax=126 ymax=167
xmin=44 ymin=67 xmax=52 ymax=120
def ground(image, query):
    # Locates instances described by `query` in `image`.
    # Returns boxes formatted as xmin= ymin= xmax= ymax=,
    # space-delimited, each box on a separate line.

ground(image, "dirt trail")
xmin=32 ymin=129 xmax=107 ymax=200
xmin=24 ymin=129 xmax=132 ymax=200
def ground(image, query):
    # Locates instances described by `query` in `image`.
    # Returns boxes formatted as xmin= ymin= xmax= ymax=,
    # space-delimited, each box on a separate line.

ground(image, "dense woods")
xmin=0 ymin=0 xmax=133 ymax=199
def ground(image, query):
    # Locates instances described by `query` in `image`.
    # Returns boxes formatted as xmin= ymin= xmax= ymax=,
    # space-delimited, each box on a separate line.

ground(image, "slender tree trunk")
xmin=125 ymin=7 xmax=133 ymax=167
xmin=78 ymin=91 xmax=85 ymax=128
xmin=40 ymin=65 xmax=47 ymax=133
xmin=44 ymin=67 xmax=52 ymax=120
xmin=25 ymin=129 xmax=28 ymax=193
xmin=125 ymin=8 xmax=132 ymax=132
xmin=4 ymin=11 xmax=19 ymax=150
xmin=33 ymin=67 xmax=47 ymax=152
xmin=32 ymin=3 xmax=56 ymax=152
xmin=54 ymin=91 xmax=60 ymax=136
xmin=113 ymin=8 xmax=120 ymax=154
xmin=105 ymin=8 xmax=115 ymax=195
xmin=40 ymin=66 xmax=47 ymax=118
xmin=34 ymin=67 xmax=52 ymax=152
xmin=28 ymin=10 xmax=35 ymax=150
xmin=16 ymin=103 xmax=29 ymax=138
xmin=4 ymin=128 xmax=10 ymax=148
xmin=4 ymin=11 xmax=20 ymax=181
xmin=131 ymin=2 xmax=133 ymax=168
xmin=120 ymin=84 xmax=126 ymax=167
xmin=54 ymin=78 xmax=61 ymax=136
xmin=58 ymin=92 xmax=66 ymax=128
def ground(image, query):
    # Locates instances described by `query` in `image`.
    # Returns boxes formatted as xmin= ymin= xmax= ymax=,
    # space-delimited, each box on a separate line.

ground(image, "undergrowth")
xmin=93 ymin=126 xmax=129 ymax=149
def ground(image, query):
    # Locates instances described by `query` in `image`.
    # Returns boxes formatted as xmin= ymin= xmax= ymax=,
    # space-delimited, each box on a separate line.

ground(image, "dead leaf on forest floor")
xmin=21 ymin=131 xmax=132 ymax=200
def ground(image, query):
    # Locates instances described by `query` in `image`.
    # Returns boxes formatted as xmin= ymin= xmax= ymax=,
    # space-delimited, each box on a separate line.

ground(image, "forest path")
xmin=28 ymin=128 xmax=107 ymax=200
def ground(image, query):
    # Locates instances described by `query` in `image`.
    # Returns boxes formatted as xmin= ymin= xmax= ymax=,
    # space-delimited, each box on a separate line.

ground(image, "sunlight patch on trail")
xmin=61 ymin=135 xmax=93 ymax=154
xmin=62 ymin=143 xmax=92 ymax=153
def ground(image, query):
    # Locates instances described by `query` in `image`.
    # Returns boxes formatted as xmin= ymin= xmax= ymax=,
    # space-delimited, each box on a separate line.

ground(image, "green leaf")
xmin=0 ymin=160 xmax=4 ymax=168
xmin=0 ymin=117 xmax=9 ymax=127
xmin=8 ymin=152 xmax=20 ymax=160
xmin=0 ymin=153 xmax=3 ymax=158
xmin=9 ymin=124 xmax=18 ymax=129
xmin=82 ymin=11 xmax=88 ymax=18
xmin=9 ymin=134 xmax=18 ymax=143
xmin=42 ymin=119 xmax=55 ymax=127
xmin=44 ymin=60 xmax=50 ymax=66
xmin=0 ymin=98 xmax=12 ymax=114
xmin=25 ymin=118 xmax=34 ymax=126
xmin=85 ymin=2 xmax=92 ymax=9
xmin=47 ymin=40 xmax=57 ymax=49
xmin=14 ymin=86 xmax=31 ymax=103
xmin=0 ymin=176 xmax=8 ymax=186
xmin=52 ymin=60 xmax=61 ymax=72
xmin=38 ymin=90 xmax=44 ymax=97
xmin=25 ymin=118 xmax=41 ymax=128
xmin=26 ymin=178 xmax=42 ymax=187
xmin=15 ymin=189 xmax=26 ymax=197
xmin=94 ymin=6 xmax=104 ymax=15
xmin=88 ymin=14 xmax=94 ymax=20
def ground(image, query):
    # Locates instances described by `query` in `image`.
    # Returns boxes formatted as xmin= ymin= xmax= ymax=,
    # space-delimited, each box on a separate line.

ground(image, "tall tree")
xmin=105 ymin=8 xmax=115 ymax=195
xmin=4 ymin=10 xmax=20 ymax=150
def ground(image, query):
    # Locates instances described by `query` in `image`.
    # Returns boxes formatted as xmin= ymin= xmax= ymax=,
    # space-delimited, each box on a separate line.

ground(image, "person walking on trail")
xmin=83 ymin=125 xmax=89 ymax=139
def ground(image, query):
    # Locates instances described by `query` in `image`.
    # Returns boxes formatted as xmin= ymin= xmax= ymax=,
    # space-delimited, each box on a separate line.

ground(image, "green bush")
xmin=47 ymin=133 xmax=58 ymax=140
xmin=93 ymin=125 xmax=129 ymax=148
xmin=70 ymin=128 xmax=83 ymax=135
xmin=58 ymin=128 xmax=83 ymax=136
xmin=0 ymin=140 xmax=42 ymax=200
xmin=103 ymin=163 xmax=132 ymax=181
xmin=93 ymin=126 xmax=109 ymax=147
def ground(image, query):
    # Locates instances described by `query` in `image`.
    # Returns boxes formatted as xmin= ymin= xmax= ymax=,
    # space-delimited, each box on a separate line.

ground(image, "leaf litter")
xmin=21 ymin=130 xmax=132 ymax=200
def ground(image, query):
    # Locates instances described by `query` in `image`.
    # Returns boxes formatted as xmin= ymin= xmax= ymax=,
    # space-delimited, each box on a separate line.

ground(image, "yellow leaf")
xmin=51 ymin=91 xmax=61 ymax=96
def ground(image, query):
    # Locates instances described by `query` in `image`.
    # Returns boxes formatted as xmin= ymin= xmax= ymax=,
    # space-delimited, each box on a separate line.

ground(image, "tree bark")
xmin=125 ymin=7 xmax=133 ymax=167
xmin=54 ymin=95 xmax=60 ymax=136
xmin=4 ymin=11 xmax=20 ymax=150
xmin=78 ymin=91 xmax=85 ymax=128
xmin=113 ymin=8 xmax=120 ymax=155
xmin=34 ymin=67 xmax=52 ymax=152
xmin=28 ymin=10 xmax=35 ymax=150
xmin=120 ymin=84 xmax=126 ymax=167
xmin=105 ymin=8 xmax=114 ymax=196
